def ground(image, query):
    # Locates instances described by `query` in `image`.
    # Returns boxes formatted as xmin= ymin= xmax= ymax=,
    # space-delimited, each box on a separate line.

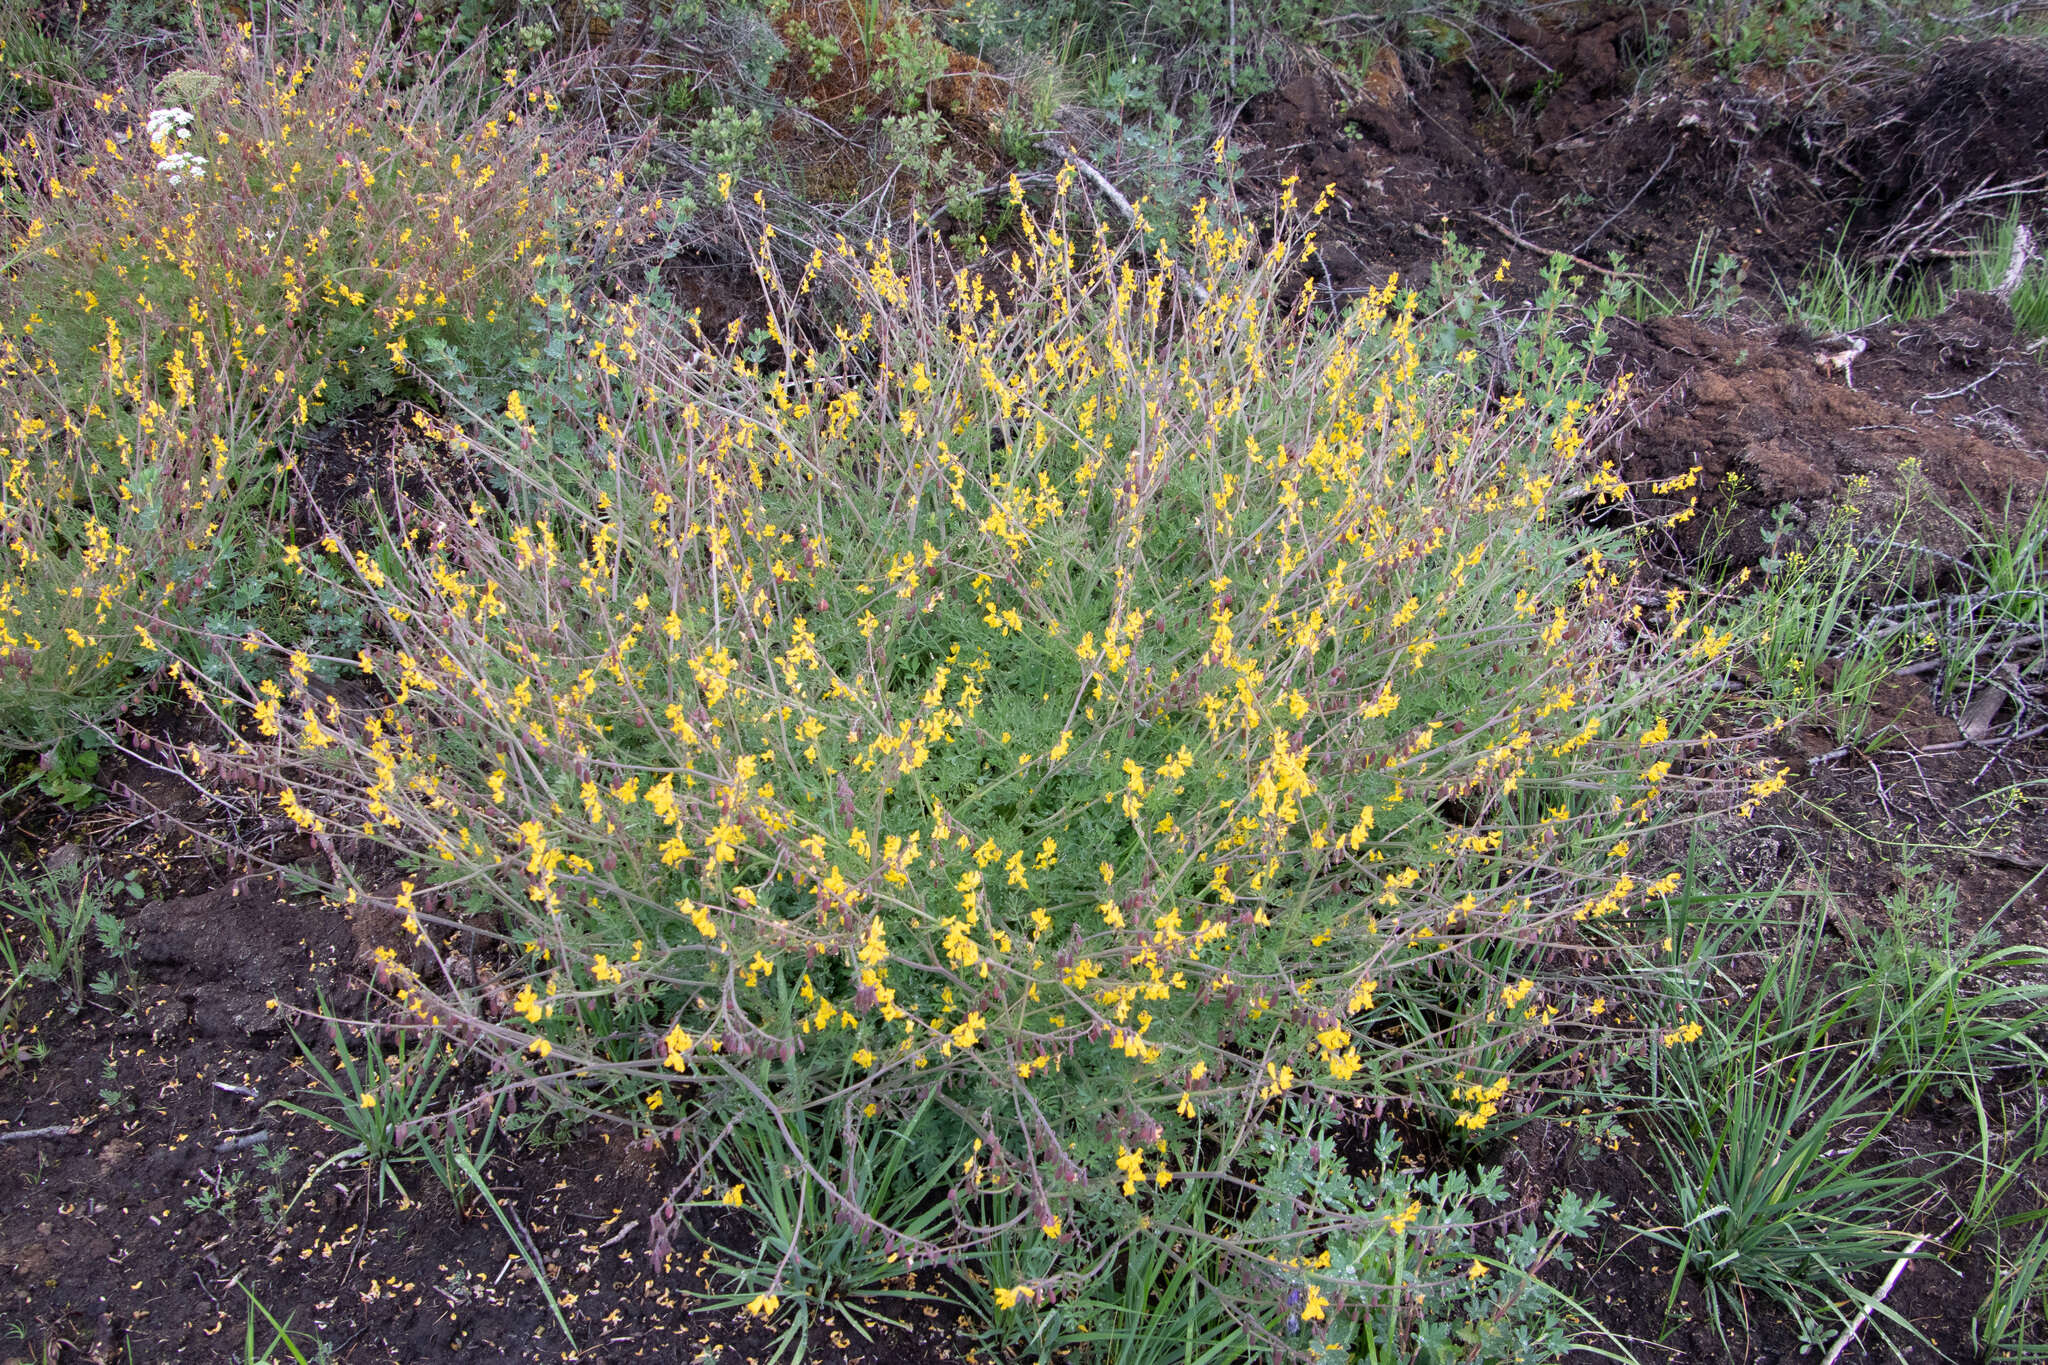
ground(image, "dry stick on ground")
xmin=1467 ymin=212 xmax=1633 ymax=278
xmin=0 ymin=1124 xmax=79 ymax=1143
xmin=1819 ymin=1216 xmax=1963 ymax=1365
xmin=1916 ymin=722 xmax=2048 ymax=755
xmin=1925 ymin=363 xmax=2008 ymax=401
xmin=1044 ymin=141 xmax=1216 ymax=305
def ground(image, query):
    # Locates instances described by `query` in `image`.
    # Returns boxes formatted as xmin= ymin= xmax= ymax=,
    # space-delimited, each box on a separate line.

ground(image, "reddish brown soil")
xmin=1614 ymin=295 xmax=2048 ymax=567
xmin=1251 ymin=12 xmax=2048 ymax=550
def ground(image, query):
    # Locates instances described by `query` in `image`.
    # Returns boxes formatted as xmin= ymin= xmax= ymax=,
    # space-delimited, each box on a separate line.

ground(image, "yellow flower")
xmin=993 ymin=1285 xmax=1035 ymax=1311
xmin=1468 ymin=1259 xmax=1489 ymax=1281
xmin=721 ymin=1184 xmax=745 ymax=1207
xmin=743 ymin=1292 xmax=780 ymax=1318
xmin=527 ymin=1037 xmax=551 ymax=1058
xmin=1041 ymin=1217 xmax=1061 ymax=1239
xmin=359 ymin=1092 xmax=377 ymax=1110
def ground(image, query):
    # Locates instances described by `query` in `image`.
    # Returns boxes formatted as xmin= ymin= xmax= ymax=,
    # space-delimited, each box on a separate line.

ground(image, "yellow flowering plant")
xmin=203 ymin=171 xmax=1772 ymax=1344
xmin=0 ymin=12 xmax=610 ymax=747
xmin=3 ymin=16 xmax=586 ymax=446
xmin=0 ymin=280 xmax=280 ymax=748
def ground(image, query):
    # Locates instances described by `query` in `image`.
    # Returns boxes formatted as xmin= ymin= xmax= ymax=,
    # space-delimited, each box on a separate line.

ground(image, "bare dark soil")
xmin=5 ymin=9 xmax=2048 ymax=1362
xmin=0 ymin=779 xmax=983 ymax=1363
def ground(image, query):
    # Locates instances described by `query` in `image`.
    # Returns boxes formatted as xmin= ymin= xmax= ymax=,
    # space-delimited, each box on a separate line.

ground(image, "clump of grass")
xmin=1784 ymin=213 xmax=2048 ymax=337
xmin=1707 ymin=479 xmax=1913 ymax=742
xmin=1977 ymin=1220 xmax=2048 ymax=1362
xmin=269 ymin=1010 xmax=456 ymax=1213
xmin=1623 ymin=228 xmax=1747 ymax=322
xmin=1951 ymin=213 xmax=2048 ymax=338
xmin=1781 ymin=237 xmax=1948 ymax=334
xmin=1628 ymin=872 xmax=2048 ymax=1351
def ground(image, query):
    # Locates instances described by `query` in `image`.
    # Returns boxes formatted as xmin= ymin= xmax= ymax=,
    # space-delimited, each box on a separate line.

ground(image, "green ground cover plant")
xmin=188 ymin=167 xmax=1787 ymax=1357
xmin=0 ymin=859 xmax=136 ymax=1011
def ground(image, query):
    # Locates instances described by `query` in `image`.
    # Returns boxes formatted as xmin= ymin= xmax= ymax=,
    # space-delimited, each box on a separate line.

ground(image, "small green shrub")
xmin=873 ymin=18 xmax=949 ymax=112
xmin=1240 ymin=1116 xmax=1609 ymax=1363
xmin=688 ymin=103 xmax=770 ymax=174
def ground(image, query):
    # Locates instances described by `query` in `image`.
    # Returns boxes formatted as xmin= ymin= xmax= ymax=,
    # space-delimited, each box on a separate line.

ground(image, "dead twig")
xmin=214 ymin=1130 xmax=272 ymax=1153
xmin=1041 ymin=141 xmax=1214 ymax=305
xmin=1924 ymin=363 xmax=2008 ymax=401
xmin=1916 ymin=722 xmax=2048 ymax=755
xmin=595 ymin=1218 xmax=641 ymax=1250
xmin=0 ymin=1124 xmax=80 ymax=1143
xmin=1819 ymin=1217 xmax=1961 ymax=1365
xmin=1469 ymin=213 xmax=1633 ymax=278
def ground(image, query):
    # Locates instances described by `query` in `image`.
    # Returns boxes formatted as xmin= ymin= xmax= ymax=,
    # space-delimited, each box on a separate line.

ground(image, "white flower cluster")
xmin=145 ymin=107 xmax=207 ymax=187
